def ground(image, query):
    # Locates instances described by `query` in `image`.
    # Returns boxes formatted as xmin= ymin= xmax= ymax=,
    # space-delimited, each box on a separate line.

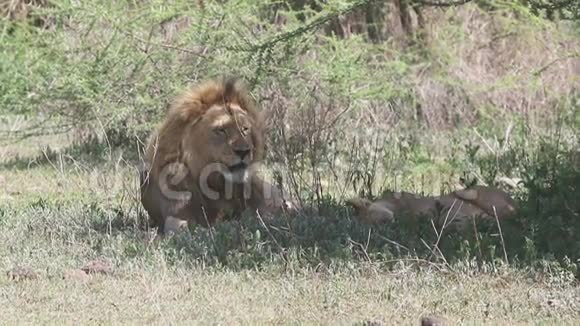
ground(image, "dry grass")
xmin=2 ymin=266 xmax=579 ymax=324
xmin=1 ymin=136 xmax=579 ymax=324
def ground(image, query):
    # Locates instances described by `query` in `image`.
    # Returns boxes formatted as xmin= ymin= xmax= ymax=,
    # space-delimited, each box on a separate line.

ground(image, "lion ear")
xmin=223 ymin=76 xmax=251 ymax=110
xmin=168 ymin=97 xmax=204 ymax=124
xmin=223 ymin=76 xmax=239 ymax=103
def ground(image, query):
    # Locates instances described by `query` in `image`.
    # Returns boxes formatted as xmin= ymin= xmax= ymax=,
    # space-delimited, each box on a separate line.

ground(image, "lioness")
xmin=140 ymin=77 xmax=292 ymax=234
xmin=451 ymin=185 xmax=518 ymax=220
xmin=346 ymin=191 xmax=439 ymax=225
xmin=347 ymin=186 xmax=518 ymax=231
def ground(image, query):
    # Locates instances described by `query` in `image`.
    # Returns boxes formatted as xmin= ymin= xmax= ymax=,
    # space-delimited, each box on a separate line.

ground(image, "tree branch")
xmin=526 ymin=0 xmax=575 ymax=11
xmin=414 ymin=0 xmax=473 ymax=7
xmin=231 ymin=0 xmax=371 ymax=53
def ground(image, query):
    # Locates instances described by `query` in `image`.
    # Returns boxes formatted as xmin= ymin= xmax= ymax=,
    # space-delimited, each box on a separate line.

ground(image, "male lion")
xmin=346 ymin=186 xmax=518 ymax=231
xmin=140 ymin=77 xmax=292 ymax=234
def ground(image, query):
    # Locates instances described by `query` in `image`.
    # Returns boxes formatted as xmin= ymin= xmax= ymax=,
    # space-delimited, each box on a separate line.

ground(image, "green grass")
xmin=1 ymin=137 xmax=579 ymax=324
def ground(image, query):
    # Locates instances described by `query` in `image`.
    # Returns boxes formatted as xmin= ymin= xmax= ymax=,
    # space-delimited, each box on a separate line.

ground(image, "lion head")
xmin=141 ymin=77 xmax=295 ymax=233
xmin=146 ymin=77 xmax=264 ymax=186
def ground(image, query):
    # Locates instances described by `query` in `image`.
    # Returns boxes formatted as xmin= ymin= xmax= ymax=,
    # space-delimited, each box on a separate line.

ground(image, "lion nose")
xmin=234 ymin=148 xmax=251 ymax=159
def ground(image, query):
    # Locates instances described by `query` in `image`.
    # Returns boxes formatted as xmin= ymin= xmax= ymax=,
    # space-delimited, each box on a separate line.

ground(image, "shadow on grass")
xmin=4 ymin=194 xmax=578 ymax=279
xmin=84 ymin=185 xmax=579 ymax=277
xmin=93 ymin=198 xmax=532 ymax=272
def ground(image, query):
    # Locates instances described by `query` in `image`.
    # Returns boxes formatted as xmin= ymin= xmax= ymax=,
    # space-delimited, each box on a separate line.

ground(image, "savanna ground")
xmin=1 ymin=0 xmax=580 ymax=324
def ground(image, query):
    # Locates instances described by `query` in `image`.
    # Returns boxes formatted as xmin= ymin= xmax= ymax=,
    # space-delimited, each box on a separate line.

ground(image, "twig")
xmin=493 ymin=206 xmax=509 ymax=264
xmin=365 ymin=228 xmax=372 ymax=252
xmin=255 ymin=210 xmax=289 ymax=264
xmin=41 ymin=148 xmax=62 ymax=176
xmin=433 ymin=198 xmax=462 ymax=249
xmin=201 ymin=206 xmax=216 ymax=248
xmin=118 ymin=29 xmax=207 ymax=57
xmin=268 ymin=224 xmax=299 ymax=238
xmin=474 ymin=129 xmax=497 ymax=156
xmin=348 ymin=238 xmax=372 ymax=263
xmin=502 ymin=122 xmax=513 ymax=152
xmin=421 ymin=238 xmax=450 ymax=268
xmin=229 ymin=0 xmax=371 ymax=53
xmin=471 ymin=216 xmax=483 ymax=260
xmin=374 ymin=234 xmax=410 ymax=252
xmin=428 ymin=198 xmax=464 ymax=263
xmin=382 ymin=258 xmax=450 ymax=272
xmin=533 ymin=52 xmax=580 ymax=76
xmin=415 ymin=0 xmax=473 ymax=7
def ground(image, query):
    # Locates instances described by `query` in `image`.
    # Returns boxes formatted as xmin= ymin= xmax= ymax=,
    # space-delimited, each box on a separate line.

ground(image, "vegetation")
xmin=1 ymin=0 xmax=579 ymax=323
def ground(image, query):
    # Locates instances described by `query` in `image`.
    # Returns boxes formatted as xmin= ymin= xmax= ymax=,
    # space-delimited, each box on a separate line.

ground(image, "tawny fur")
xmin=347 ymin=186 xmax=518 ymax=231
xmin=140 ymin=77 xmax=291 ymax=233
xmin=451 ymin=185 xmax=518 ymax=219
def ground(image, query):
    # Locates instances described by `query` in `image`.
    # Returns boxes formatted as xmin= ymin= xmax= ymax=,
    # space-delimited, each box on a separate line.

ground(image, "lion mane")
xmin=140 ymin=76 xmax=290 ymax=234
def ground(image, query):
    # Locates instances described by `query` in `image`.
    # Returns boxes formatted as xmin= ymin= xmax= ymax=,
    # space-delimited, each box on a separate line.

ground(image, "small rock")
xmin=421 ymin=315 xmax=448 ymax=326
xmin=63 ymin=269 xmax=90 ymax=281
xmin=7 ymin=266 xmax=38 ymax=282
xmin=81 ymin=259 xmax=113 ymax=275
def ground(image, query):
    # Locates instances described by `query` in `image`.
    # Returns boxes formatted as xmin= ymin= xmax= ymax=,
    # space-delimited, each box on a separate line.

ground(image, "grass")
xmin=2 ymin=266 xmax=579 ymax=324
xmin=0 ymin=134 xmax=579 ymax=324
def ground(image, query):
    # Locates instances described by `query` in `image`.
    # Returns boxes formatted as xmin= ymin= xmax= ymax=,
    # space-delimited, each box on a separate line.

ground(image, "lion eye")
xmin=241 ymin=126 xmax=250 ymax=134
xmin=215 ymin=128 xmax=226 ymax=135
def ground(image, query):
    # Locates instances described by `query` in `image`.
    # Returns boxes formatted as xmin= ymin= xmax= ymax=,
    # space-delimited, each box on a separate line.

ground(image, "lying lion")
xmin=346 ymin=185 xmax=518 ymax=231
xmin=140 ymin=77 xmax=293 ymax=234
